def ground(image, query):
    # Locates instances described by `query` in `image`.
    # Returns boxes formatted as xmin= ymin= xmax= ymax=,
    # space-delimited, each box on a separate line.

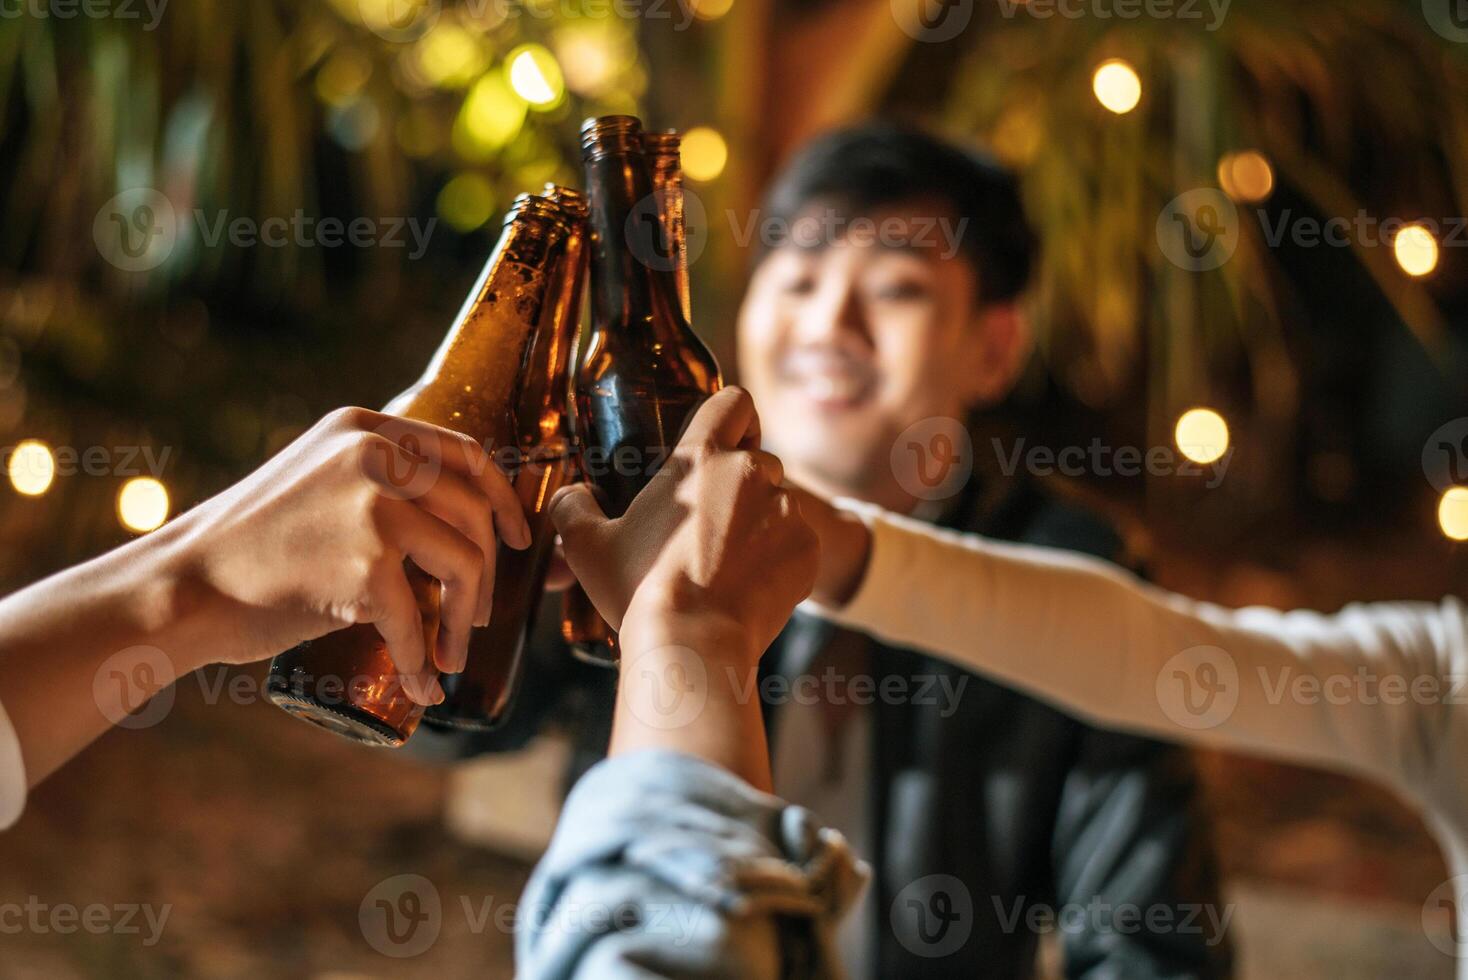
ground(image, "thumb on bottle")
xmin=550 ymin=483 xmax=608 ymax=548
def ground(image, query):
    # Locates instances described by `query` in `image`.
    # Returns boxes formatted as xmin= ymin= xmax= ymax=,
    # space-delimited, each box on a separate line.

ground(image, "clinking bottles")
xmin=265 ymin=193 xmax=574 ymax=746
xmin=562 ymin=116 xmax=721 ymax=667
xmin=424 ymin=187 xmax=587 ymax=731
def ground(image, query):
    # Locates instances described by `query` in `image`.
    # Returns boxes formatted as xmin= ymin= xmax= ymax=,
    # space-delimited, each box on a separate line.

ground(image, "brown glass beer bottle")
xmin=424 ymin=188 xmax=587 ymax=731
xmin=644 ymin=129 xmax=692 ymax=321
xmin=265 ymin=194 xmax=572 ymax=746
xmin=564 ymin=116 xmax=721 ymax=667
xmin=561 ymin=127 xmax=694 ymax=665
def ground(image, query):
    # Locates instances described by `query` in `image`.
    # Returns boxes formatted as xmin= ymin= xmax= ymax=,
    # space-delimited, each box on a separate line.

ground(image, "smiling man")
xmin=730 ymin=122 xmax=1231 ymax=978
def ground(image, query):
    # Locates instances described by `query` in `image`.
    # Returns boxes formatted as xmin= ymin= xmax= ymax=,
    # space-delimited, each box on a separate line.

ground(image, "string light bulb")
xmin=681 ymin=126 xmax=728 ymax=182
xmin=506 ymin=45 xmax=564 ymax=109
xmin=7 ymin=439 xmax=55 ymax=496
xmin=1217 ymin=150 xmax=1274 ymax=203
xmin=118 ymin=477 xmax=170 ymax=533
xmin=1175 ymin=408 xmax=1230 ymax=465
xmin=1441 ymin=487 xmax=1468 ymax=542
xmin=1394 ymin=223 xmax=1440 ymax=278
xmin=1092 ymin=59 xmax=1142 ymax=115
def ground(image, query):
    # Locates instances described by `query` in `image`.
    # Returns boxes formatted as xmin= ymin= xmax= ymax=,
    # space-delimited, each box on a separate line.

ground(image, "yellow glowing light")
xmin=1394 ymin=223 xmax=1440 ymax=278
xmin=353 ymin=0 xmax=436 ymax=37
xmin=692 ymin=0 xmax=735 ymax=19
xmin=1441 ymin=487 xmax=1468 ymax=542
xmin=1174 ymin=408 xmax=1230 ymax=465
xmin=506 ymin=45 xmax=564 ymax=109
xmin=8 ymin=439 xmax=55 ymax=497
xmin=1092 ymin=59 xmax=1142 ymax=115
xmin=681 ymin=126 xmax=728 ymax=182
xmin=437 ymin=173 xmax=497 ymax=232
xmin=118 ymin=477 xmax=170 ymax=533
xmin=1217 ymin=150 xmax=1274 ymax=203
xmin=414 ymin=23 xmax=486 ymax=88
xmin=554 ymin=24 xmax=629 ymax=97
xmin=315 ymin=48 xmax=373 ymax=107
xmin=455 ymin=73 xmax=526 ymax=158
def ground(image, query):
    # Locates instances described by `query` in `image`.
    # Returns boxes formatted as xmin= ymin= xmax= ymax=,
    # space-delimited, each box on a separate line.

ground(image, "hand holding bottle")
xmin=188 ymin=408 xmax=530 ymax=689
xmin=551 ymin=387 xmax=818 ymax=665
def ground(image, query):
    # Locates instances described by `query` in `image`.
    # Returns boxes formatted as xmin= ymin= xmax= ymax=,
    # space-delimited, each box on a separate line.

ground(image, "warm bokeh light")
xmin=506 ymin=45 xmax=564 ymax=109
xmin=353 ymin=0 xmax=436 ymax=37
xmin=455 ymin=73 xmax=526 ymax=158
xmin=1394 ymin=223 xmax=1440 ymax=278
xmin=413 ymin=23 xmax=486 ymax=89
xmin=7 ymin=439 xmax=55 ymax=496
xmin=1175 ymin=408 xmax=1231 ymax=465
xmin=681 ymin=126 xmax=728 ymax=182
xmin=118 ymin=477 xmax=170 ymax=533
xmin=314 ymin=48 xmax=372 ymax=107
xmin=1441 ymin=487 xmax=1468 ymax=542
xmin=554 ymin=23 xmax=632 ymax=98
xmin=1092 ymin=59 xmax=1142 ymax=115
xmin=437 ymin=172 xmax=497 ymax=232
xmin=1217 ymin=150 xmax=1275 ymax=203
xmin=692 ymin=0 xmax=735 ymax=19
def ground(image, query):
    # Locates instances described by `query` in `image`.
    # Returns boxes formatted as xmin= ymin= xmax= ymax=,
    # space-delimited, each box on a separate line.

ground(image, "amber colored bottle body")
xmin=425 ymin=189 xmax=586 ymax=731
xmin=265 ymin=196 xmax=570 ymax=746
xmin=564 ymin=117 xmax=721 ymax=667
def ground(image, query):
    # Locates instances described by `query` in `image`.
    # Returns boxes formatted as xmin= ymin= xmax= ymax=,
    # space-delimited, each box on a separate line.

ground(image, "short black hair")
xmin=758 ymin=121 xmax=1035 ymax=305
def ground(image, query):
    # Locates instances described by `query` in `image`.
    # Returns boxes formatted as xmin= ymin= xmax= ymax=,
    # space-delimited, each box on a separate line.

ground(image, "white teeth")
xmin=779 ymin=353 xmax=872 ymax=403
xmin=800 ymin=373 xmax=866 ymax=402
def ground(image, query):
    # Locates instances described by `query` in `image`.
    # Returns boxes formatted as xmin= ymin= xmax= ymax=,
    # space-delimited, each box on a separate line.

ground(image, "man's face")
xmin=736 ymin=201 xmax=990 ymax=501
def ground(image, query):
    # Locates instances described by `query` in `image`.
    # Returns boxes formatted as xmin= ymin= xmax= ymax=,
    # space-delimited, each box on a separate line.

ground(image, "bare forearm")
xmin=0 ymin=516 xmax=218 ymax=787
xmin=611 ymin=610 xmax=773 ymax=792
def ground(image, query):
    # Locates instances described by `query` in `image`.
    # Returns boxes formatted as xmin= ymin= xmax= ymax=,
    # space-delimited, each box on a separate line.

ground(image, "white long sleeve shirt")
xmin=810 ymin=501 xmax=1468 ymax=970
xmin=0 ymin=695 xmax=26 ymax=830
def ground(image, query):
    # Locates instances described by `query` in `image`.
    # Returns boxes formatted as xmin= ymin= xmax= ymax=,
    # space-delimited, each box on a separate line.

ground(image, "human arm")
xmin=516 ymin=388 xmax=867 ymax=979
xmin=796 ymin=491 xmax=1468 ymax=799
xmin=0 ymin=407 xmax=531 ymax=808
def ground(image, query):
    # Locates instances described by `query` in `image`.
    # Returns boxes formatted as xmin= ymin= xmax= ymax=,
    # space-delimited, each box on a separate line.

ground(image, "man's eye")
xmin=781 ymin=276 xmax=817 ymax=296
xmin=872 ymin=281 xmax=928 ymax=301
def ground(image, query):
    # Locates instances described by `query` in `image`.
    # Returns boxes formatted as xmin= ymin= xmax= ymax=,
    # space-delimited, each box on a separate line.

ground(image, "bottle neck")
xmin=585 ymin=148 xmax=685 ymax=347
xmin=516 ymin=220 xmax=584 ymax=450
xmin=405 ymin=216 xmax=564 ymax=441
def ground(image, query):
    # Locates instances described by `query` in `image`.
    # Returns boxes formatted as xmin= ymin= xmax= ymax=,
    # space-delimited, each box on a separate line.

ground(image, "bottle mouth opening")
xmin=580 ymin=115 xmax=645 ymax=158
xmin=542 ymin=183 xmax=589 ymax=218
xmin=642 ymin=130 xmax=681 ymax=158
xmin=507 ymin=193 xmax=572 ymax=233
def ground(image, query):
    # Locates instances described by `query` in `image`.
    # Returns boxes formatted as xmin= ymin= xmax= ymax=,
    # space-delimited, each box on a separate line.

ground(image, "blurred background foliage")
xmin=1 ymin=0 xmax=1466 ymax=586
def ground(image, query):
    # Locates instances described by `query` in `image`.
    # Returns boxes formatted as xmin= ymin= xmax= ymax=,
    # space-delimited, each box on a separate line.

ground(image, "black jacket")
xmin=418 ymin=475 xmax=1233 ymax=978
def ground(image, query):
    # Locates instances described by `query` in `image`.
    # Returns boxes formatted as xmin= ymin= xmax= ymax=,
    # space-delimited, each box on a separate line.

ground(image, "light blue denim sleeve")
xmin=515 ymin=749 xmax=868 ymax=980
